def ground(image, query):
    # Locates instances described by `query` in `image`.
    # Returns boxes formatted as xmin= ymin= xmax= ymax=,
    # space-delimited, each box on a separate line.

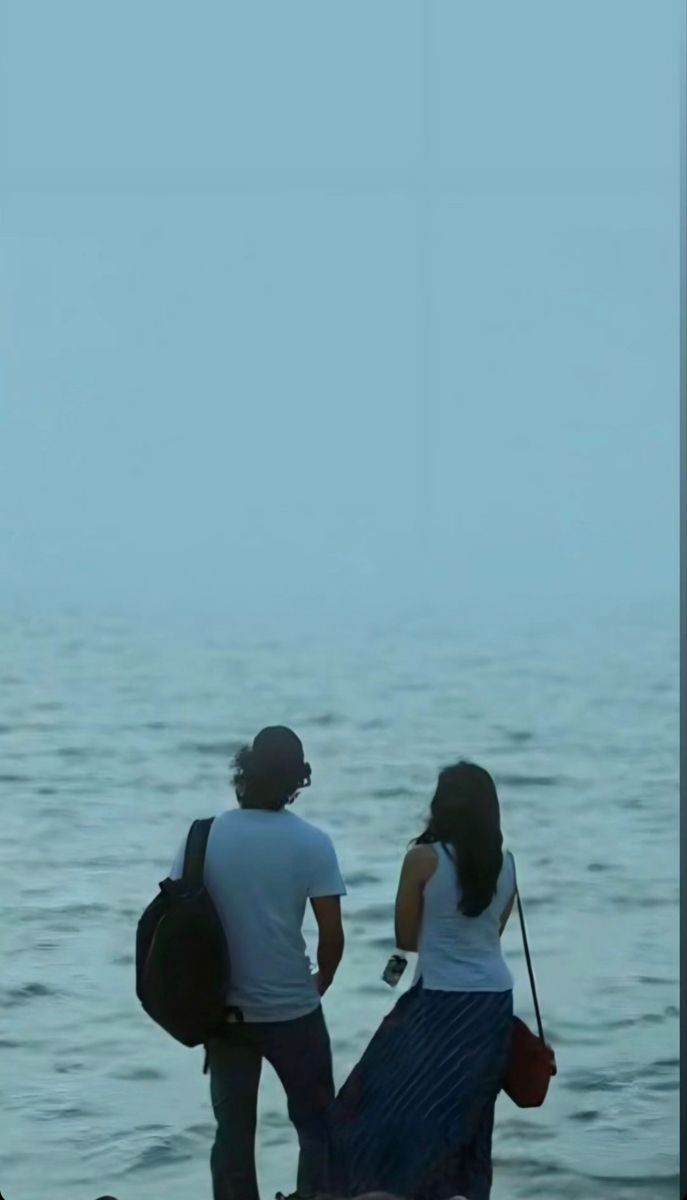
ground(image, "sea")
xmin=0 ymin=597 xmax=678 ymax=1200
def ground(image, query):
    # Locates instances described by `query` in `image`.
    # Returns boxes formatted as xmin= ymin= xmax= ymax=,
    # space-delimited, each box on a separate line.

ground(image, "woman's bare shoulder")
xmin=403 ymin=843 xmax=439 ymax=879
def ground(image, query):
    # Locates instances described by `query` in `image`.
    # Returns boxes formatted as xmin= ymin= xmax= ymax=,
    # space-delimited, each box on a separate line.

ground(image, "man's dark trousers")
xmin=206 ymin=1007 xmax=335 ymax=1200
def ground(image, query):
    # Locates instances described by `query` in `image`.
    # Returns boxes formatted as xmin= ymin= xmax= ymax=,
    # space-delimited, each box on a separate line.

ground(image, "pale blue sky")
xmin=0 ymin=1 xmax=680 ymax=625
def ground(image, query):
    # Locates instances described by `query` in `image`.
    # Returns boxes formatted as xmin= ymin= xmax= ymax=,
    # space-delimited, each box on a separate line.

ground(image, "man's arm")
xmin=308 ymin=833 xmax=346 ymax=995
xmin=310 ymin=895 xmax=345 ymax=995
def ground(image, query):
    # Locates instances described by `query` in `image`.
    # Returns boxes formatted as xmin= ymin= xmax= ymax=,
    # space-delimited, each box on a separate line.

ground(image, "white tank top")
xmin=415 ymin=844 xmax=515 ymax=992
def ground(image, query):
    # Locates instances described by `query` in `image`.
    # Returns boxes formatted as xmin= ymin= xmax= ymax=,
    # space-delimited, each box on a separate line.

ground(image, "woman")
xmin=328 ymin=762 xmax=515 ymax=1200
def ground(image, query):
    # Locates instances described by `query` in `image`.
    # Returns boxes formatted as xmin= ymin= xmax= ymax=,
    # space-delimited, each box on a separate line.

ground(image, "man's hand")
xmin=312 ymin=970 xmax=332 ymax=996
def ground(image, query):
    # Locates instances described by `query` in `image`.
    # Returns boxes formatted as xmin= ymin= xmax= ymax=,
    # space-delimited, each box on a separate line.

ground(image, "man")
xmin=170 ymin=726 xmax=346 ymax=1200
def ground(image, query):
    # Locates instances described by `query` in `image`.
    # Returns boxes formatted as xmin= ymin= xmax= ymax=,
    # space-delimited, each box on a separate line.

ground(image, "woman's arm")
xmin=499 ymin=891 xmax=515 ymax=936
xmin=394 ymin=845 xmax=437 ymax=952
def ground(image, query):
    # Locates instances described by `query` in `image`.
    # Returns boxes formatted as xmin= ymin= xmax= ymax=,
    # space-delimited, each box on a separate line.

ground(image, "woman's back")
xmin=418 ymin=844 xmax=515 ymax=991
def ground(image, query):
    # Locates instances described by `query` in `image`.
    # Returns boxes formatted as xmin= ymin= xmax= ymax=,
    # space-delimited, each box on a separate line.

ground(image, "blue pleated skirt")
xmin=328 ymin=983 xmax=513 ymax=1200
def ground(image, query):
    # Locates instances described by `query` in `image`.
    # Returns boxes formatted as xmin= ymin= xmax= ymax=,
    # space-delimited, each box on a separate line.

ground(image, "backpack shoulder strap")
xmin=182 ymin=818 xmax=214 ymax=891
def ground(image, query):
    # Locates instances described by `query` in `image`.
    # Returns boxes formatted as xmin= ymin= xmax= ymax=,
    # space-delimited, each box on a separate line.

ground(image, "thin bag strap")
xmin=182 ymin=818 xmax=214 ymax=891
xmin=510 ymin=853 xmax=545 ymax=1043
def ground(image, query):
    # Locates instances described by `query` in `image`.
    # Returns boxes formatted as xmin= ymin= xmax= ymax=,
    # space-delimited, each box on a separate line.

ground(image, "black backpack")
xmin=135 ymin=818 xmax=230 ymax=1047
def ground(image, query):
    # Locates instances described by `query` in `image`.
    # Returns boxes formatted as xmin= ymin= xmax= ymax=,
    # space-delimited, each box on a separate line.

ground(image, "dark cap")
xmin=251 ymin=726 xmax=306 ymax=771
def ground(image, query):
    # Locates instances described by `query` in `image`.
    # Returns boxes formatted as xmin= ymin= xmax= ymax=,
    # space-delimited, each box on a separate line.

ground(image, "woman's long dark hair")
xmin=415 ymin=761 xmax=503 ymax=917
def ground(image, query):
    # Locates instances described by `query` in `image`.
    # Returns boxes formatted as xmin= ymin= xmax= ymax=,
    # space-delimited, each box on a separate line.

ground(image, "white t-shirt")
xmin=415 ymin=844 xmax=516 ymax=992
xmin=170 ymin=807 xmax=346 ymax=1023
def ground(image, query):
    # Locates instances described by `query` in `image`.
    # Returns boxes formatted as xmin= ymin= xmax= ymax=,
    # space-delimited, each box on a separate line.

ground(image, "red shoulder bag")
xmin=502 ymin=873 xmax=557 ymax=1108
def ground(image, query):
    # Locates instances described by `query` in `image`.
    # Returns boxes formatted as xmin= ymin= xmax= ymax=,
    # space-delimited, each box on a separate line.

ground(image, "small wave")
xmin=560 ymin=1067 xmax=619 ymax=1093
xmin=491 ymin=1155 xmax=567 ymax=1179
xmin=650 ymin=1057 xmax=679 ymax=1071
xmin=125 ymin=1132 xmax=199 ymax=1173
xmin=507 ymin=892 xmax=550 ymax=909
xmin=81 ymin=1124 xmax=167 ymax=1165
xmin=494 ymin=1152 xmax=677 ymax=1190
xmin=372 ymin=786 xmax=416 ymax=799
xmin=577 ymin=1169 xmax=679 ymax=1189
xmin=608 ymin=893 xmax=675 ymax=909
xmin=119 ymin=904 xmax=146 ymax=920
xmin=2 ymin=982 xmax=61 ymax=1008
xmin=366 ymin=935 xmax=394 ymax=951
xmin=21 ymin=902 xmax=109 ymax=922
xmin=496 ymin=773 xmax=564 ymax=788
xmin=308 ymin=713 xmax=341 ymax=728
xmin=264 ymin=1129 xmax=291 ymax=1148
xmin=500 ymin=1118 xmax=550 ymax=1142
xmin=0 ymin=773 xmax=30 ymax=784
xmin=345 ymin=870 xmax=381 ymax=887
xmin=185 ymin=1121 xmax=215 ymax=1138
xmin=354 ymin=902 xmax=391 ymax=922
xmin=562 ymin=1062 xmax=671 ymax=1093
xmin=542 ymin=1025 xmax=601 ymax=1048
xmin=179 ymin=739 xmax=240 ymax=757
xmin=262 ymin=1108 xmax=288 ymax=1130
xmin=648 ymin=1078 xmax=677 ymax=1093
xmin=33 ymin=1103 xmax=91 ymax=1122
xmin=109 ymin=1066 xmax=166 ymax=1082
xmin=605 ymin=1012 xmax=677 ymax=1032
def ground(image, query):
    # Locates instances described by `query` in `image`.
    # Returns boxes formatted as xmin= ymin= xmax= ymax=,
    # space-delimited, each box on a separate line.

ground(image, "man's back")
xmin=172 ymin=806 xmax=345 ymax=1022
